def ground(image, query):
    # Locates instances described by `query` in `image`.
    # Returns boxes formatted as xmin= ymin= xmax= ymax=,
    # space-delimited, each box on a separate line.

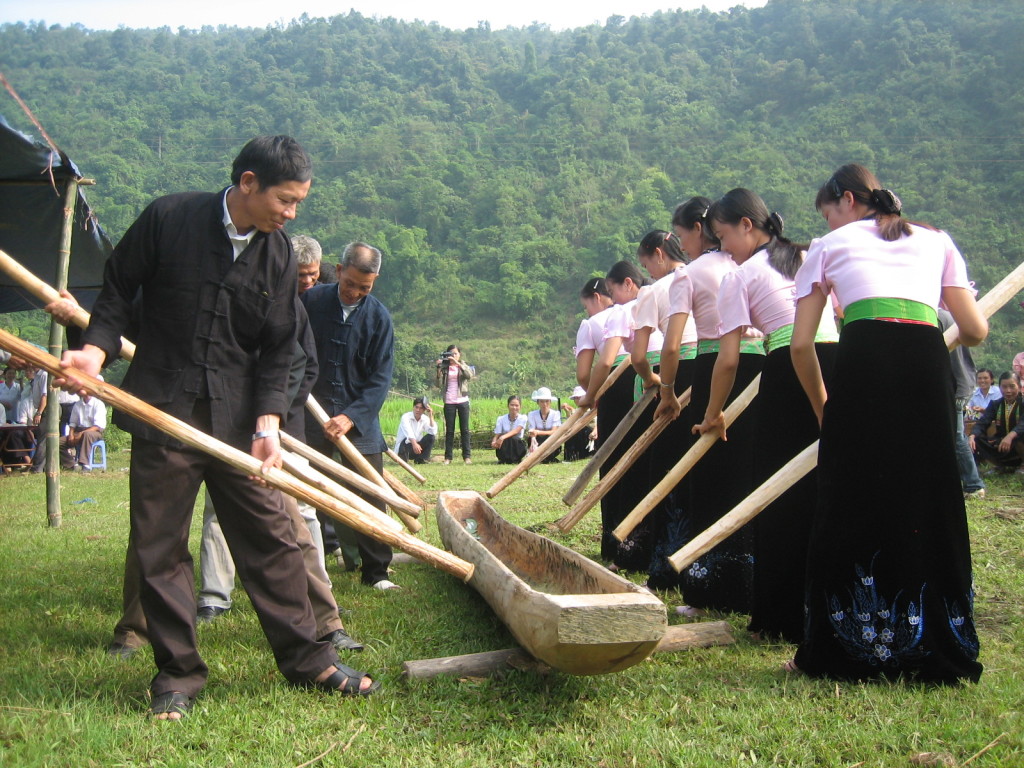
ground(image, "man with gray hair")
xmin=302 ymin=242 xmax=398 ymax=590
xmin=293 ymin=234 xmax=323 ymax=295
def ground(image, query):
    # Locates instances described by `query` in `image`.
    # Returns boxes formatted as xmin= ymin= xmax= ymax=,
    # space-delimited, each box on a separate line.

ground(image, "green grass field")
xmin=1 ymin=452 xmax=1021 ymax=767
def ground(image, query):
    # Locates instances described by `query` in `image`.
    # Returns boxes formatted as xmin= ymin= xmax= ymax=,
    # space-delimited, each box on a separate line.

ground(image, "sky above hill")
xmin=0 ymin=0 xmax=766 ymax=32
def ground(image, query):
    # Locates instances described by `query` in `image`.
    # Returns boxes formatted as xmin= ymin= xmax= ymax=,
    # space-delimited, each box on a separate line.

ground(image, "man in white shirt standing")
xmin=61 ymin=392 xmax=106 ymax=471
xmin=394 ymin=397 xmax=436 ymax=464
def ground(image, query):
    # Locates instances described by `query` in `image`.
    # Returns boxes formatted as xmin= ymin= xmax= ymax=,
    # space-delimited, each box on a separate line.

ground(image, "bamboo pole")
xmin=279 ymin=449 xmax=407 ymax=529
xmin=43 ymin=181 xmax=80 ymax=527
xmin=668 ymin=441 xmax=818 ymax=572
xmin=279 ymin=431 xmax=420 ymax=516
xmin=486 ymin=360 xmax=629 ymax=499
xmin=554 ymin=386 xmax=692 ymax=533
xmin=665 ymin=260 xmax=1024 ymax=572
xmin=0 ymin=249 xmax=136 ymax=358
xmin=386 ymin=447 xmax=427 ymax=484
xmin=305 ymin=394 xmax=423 ymax=532
xmin=562 ymin=385 xmax=660 ymax=507
xmin=0 ymin=329 xmax=472 ymax=581
xmin=612 ymin=374 xmax=761 ymax=542
xmin=383 ymin=468 xmax=426 ymax=509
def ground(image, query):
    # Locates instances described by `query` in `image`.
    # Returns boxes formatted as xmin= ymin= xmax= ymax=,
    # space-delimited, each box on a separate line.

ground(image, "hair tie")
xmin=871 ymin=188 xmax=902 ymax=215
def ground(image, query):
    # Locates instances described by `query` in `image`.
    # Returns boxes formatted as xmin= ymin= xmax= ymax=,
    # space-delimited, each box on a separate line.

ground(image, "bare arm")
xmin=693 ymin=328 xmax=740 ymax=440
xmin=578 ymin=337 xmax=623 ymax=409
xmin=942 ymin=286 xmax=988 ymax=347
xmin=654 ymin=312 xmax=688 ymax=421
xmin=790 ymin=291 xmax=829 ymax=426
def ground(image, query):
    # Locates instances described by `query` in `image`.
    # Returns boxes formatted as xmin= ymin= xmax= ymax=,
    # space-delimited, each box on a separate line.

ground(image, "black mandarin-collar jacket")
xmin=83 ymin=189 xmax=299 ymax=449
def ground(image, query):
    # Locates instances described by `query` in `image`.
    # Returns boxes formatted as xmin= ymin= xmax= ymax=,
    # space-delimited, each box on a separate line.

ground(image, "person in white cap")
xmin=526 ymin=387 xmax=562 ymax=462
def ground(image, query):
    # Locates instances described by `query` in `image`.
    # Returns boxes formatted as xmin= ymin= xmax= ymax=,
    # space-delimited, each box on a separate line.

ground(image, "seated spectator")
xmin=562 ymin=386 xmax=596 ymax=462
xmin=966 ymin=368 xmax=1000 ymax=426
xmin=492 ymin=395 xmax=528 ymax=464
xmin=527 ymin=387 xmax=562 ymax=463
xmin=60 ymin=392 xmax=106 ymax=471
xmin=394 ymin=397 xmax=437 ymax=464
xmin=0 ymin=367 xmax=21 ymax=418
xmin=970 ymin=371 xmax=1024 ymax=473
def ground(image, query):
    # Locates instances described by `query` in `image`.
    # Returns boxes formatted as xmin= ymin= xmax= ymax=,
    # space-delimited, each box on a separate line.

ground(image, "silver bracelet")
xmin=251 ymin=430 xmax=279 ymax=441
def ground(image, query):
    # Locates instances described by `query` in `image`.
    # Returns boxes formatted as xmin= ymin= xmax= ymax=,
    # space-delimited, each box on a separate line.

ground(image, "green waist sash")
xmin=635 ymin=350 xmax=661 ymax=401
xmin=764 ymin=323 xmax=840 ymax=354
xmin=696 ymin=338 xmax=765 ymax=356
xmin=843 ymin=298 xmax=937 ymax=328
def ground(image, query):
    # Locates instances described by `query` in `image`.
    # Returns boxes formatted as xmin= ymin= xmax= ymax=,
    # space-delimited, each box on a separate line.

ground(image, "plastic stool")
xmin=87 ymin=439 xmax=107 ymax=471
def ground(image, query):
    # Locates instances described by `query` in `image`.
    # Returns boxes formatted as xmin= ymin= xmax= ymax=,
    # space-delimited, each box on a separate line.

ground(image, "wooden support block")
xmin=400 ymin=621 xmax=734 ymax=679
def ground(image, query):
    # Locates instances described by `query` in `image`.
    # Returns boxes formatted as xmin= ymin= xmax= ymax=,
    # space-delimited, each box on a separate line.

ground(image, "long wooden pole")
xmin=668 ymin=441 xmax=818 ymax=572
xmin=0 ymin=329 xmax=472 ymax=581
xmin=279 ymin=431 xmax=420 ymax=516
xmin=612 ymin=374 xmax=761 ymax=542
xmin=666 ymin=260 xmax=1024 ymax=571
xmin=562 ymin=386 xmax=661 ymax=508
xmin=305 ymin=394 xmax=422 ymax=533
xmin=0 ymin=249 xmax=136 ymax=358
xmin=554 ymin=386 xmax=692 ymax=533
xmin=486 ymin=360 xmax=628 ymax=499
xmin=386 ymin=447 xmax=426 ymax=484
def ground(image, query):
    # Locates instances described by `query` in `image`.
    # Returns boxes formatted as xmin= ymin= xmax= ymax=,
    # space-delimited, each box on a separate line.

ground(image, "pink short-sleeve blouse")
xmin=794 ymin=220 xmax=971 ymax=311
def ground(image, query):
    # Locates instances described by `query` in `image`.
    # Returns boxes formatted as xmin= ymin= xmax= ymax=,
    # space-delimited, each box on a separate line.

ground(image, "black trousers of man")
xmin=311 ymin=442 xmax=393 ymax=585
xmin=130 ymin=410 xmax=335 ymax=698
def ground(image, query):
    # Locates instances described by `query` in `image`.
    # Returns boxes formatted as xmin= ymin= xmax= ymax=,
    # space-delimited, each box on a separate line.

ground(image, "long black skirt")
xmin=747 ymin=343 xmax=836 ymax=642
xmin=647 ymin=357 xmax=696 ymax=590
xmin=597 ymin=366 xmax=656 ymax=569
xmin=794 ymin=320 xmax=982 ymax=684
xmin=681 ymin=351 xmax=763 ymax=613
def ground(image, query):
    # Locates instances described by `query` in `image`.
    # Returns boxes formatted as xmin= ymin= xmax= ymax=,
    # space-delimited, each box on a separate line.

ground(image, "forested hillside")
xmin=2 ymin=0 xmax=1022 ymax=394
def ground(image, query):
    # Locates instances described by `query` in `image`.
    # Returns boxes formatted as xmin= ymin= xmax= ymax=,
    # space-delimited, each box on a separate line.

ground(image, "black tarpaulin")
xmin=0 ymin=113 xmax=111 ymax=313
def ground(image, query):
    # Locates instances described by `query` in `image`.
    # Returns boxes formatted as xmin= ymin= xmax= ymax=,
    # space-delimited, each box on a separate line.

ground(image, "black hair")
xmin=815 ymin=163 xmax=914 ymax=242
xmin=998 ymin=371 xmax=1021 ymax=386
xmin=977 ymin=368 xmax=995 ymax=381
xmin=637 ymin=230 xmax=686 ymax=264
xmin=446 ymin=344 xmax=459 ymax=353
xmin=413 ymin=397 xmax=426 ymax=407
xmin=671 ymin=196 xmax=720 ymax=250
xmin=579 ymin=277 xmax=612 ymax=299
xmin=507 ymin=395 xmax=521 ymax=406
xmin=708 ymin=188 xmax=806 ymax=280
xmin=231 ymin=135 xmax=312 ymax=188
xmin=605 ymin=260 xmax=650 ymax=289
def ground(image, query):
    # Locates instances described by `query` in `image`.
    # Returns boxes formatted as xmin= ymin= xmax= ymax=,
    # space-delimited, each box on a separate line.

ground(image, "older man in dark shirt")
xmin=302 ymin=242 xmax=397 ymax=590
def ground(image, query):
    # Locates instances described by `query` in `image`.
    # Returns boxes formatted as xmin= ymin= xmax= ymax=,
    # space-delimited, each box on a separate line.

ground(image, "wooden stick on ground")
xmin=0 ymin=329 xmax=472 ymax=581
xmin=401 ymin=622 xmax=735 ymax=679
xmin=556 ymin=387 xmax=692 ymax=533
xmin=562 ymin=386 xmax=658 ymax=507
xmin=612 ymin=374 xmax=761 ymax=542
xmin=665 ymin=259 xmax=1024 ymax=573
xmin=305 ymin=394 xmax=423 ymax=533
xmin=0 ymin=249 xmax=137 ymax=359
xmin=486 ymin=360 xmax=629 ymax=499
xmin=386 ymin=447 xmax=427 ymax=484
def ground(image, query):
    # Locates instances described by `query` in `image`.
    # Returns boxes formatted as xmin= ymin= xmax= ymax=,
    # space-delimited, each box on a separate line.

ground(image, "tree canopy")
xmin=2 ymin=0 xmax=1022 ymax=394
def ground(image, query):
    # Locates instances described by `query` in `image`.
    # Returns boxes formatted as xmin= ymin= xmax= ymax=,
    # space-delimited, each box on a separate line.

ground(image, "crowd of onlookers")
xmin=0 ymin=356 xmax=107 ymax=472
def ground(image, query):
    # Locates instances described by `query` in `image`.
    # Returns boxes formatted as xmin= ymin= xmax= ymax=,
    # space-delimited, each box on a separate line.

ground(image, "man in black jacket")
xmin=57 ymin=136 xmax=376 ymax=719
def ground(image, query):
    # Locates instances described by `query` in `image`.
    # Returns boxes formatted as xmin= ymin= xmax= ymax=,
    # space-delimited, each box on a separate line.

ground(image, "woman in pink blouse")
xmin=789 ymin=164 xmax=986 ymax=684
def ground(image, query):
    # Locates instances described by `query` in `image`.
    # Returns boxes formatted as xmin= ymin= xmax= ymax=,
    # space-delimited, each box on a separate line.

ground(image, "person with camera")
xmin=436 ymin=344 xmax=474 ymax=464
xmin=394 ymin=397 xmax=436 ymax=464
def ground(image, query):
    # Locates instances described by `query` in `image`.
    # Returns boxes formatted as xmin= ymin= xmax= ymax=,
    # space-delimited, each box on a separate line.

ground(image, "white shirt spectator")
xmin=393 ymin=410 xmax=437 ymax=451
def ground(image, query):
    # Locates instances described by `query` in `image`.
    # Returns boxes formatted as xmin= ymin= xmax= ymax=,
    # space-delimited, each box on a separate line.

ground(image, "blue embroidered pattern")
xmin=824 ymin=554 xmax=978 ymax=670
